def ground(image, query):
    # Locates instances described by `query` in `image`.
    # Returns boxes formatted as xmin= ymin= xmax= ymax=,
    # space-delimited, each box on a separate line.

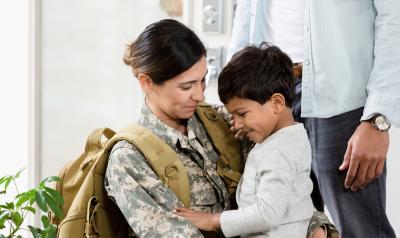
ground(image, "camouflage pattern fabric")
xmin=105 ymin=103 xmax=337 ymax=238
xmin=307 ymin=211 xmax=340 ymax=238
xmin=105 ymin=104 xmax=230 ymax=237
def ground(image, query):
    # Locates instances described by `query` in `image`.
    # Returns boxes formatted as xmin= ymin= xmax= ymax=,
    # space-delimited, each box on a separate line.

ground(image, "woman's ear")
xmin=138 ymin=73 xmax=153 ymax=92
xmin=270 ymin=93 xmax=286 ymax=113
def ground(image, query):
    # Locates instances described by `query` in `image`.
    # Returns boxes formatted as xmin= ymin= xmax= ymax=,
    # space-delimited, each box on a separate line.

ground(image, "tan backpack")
xmin=51 ymin=102 xmax=243 ymax=238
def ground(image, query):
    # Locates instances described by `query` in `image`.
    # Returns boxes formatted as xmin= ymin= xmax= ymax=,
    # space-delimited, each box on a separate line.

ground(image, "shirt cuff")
xmin=362 ymin=92 xmax=400 ymax=127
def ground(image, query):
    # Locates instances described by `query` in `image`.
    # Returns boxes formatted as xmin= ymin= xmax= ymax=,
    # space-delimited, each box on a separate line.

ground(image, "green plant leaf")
xmin=2 ymin=176 xmax=13 ymax=191
xmin=35 ymin=191 xmax=48 ymax=212
xmin=0 ymin=205 xmax=10 ymax=210
xmin=15 ymin=188 xmax=35 ymax=198
xmin=45 ymin=176 xmax=60 ymax=183
xmin=41 ymin=215 xmax=50 ymax=228
xmin=15 ymin=192 xmax=32 ymax=208
xmin=13 ymin=168 xmax=26 ymax=179
xmin=1 ymin=171 xmax=64 ymax=237
xmin=21 ymin=206 xmax=36 ymax=214
xmin=0 ymin=210 xmax=9 ymax=219
xmin=43 ymin=191 xmax=62 ymax=219
xmin=39 ymin=176 xmax=60 ymax=189
xmin=47 ymin=230 xmax=57 ymax=238
xmin=44 ymin=187 xmax=64 ymax=206
xmin=23 ymin=189 xmax=37 ymax=206
xmin=48 ymin=223 xmax=57 ymax=233
xmin=0 ymin=175 xmax=10 ymax=185
xmin=4 ymin=202 xmax=14 ymax=210
xmin=28 ymin=225 xmax=41 ymax=238
xmin=0 ymin=210 xmax=10 ymax=228
xmin=11 ymin=212 xmax=23 ymax=226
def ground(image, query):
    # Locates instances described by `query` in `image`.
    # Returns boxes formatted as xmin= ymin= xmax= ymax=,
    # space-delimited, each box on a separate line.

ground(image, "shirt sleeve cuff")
xmin=220 ymin=210 xmax=242 ymax=237
xmin=362 ymin=93 xmax=400 ymax=127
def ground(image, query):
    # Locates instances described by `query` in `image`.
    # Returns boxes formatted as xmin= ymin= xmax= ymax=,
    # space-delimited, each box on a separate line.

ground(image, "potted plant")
xmin=0 ymin=169 xmax=63 ymax=238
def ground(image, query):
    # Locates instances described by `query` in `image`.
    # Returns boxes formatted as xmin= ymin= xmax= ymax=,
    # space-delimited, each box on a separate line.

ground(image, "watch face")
xmin=375 ymin=115 xmax=391 ymax=130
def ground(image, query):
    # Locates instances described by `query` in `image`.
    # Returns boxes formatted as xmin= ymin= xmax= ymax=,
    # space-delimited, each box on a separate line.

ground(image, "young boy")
xmin=175 ymin=43 xmax=314 ymax=237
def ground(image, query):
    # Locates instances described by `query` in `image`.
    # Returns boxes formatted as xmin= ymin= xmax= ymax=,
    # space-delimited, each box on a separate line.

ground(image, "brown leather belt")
xmin=293 ymin=63 xmax=302 ymax=79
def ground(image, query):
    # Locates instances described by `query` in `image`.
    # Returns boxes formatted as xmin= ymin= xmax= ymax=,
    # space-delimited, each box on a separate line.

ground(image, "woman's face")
xmin=144 ymin=56 xmax=207 ymax=122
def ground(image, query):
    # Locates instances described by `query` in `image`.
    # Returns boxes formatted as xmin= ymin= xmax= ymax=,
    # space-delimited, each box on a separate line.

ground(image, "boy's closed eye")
xmin=236 ymin=111 xmax=247 ymax=117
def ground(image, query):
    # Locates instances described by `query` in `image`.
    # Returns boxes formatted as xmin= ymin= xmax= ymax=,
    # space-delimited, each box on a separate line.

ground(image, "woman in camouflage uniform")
xmin=104 ymin=19 xmax=334 ymax=238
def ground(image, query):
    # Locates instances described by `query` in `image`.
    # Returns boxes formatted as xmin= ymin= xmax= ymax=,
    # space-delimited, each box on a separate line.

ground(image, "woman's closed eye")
xmin=179 ymin=78 xmax=205 ymax=91
xmin=179 ymin=81 xmax=196 ymax=90
xmin=180 ymin=84 xmax=192 ymax=90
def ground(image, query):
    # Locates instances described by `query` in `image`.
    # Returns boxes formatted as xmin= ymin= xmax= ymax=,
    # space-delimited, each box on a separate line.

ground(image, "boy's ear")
xmin=270 ymin=93 xmax=286 ymax=113
xmin=138 ymin=73 xmax=153 ymax=91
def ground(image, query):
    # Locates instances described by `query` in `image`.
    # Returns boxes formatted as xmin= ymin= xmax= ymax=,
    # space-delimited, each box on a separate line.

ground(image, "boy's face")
xmin=225 ymin=97 xmax=279 ymax=143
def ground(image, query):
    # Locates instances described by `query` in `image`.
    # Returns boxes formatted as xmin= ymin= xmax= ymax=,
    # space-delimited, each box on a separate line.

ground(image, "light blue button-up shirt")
xmin=227 ymin=0 xmax=400 ymax=127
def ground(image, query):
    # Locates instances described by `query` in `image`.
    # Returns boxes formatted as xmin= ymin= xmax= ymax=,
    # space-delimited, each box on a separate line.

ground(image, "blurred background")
xmin=1 ymin=0 xmax=399 ymax=233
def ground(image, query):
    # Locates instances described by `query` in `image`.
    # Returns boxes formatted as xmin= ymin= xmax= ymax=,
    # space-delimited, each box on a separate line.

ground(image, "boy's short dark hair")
xmin=218 ymin=42 xmax=294 ymax=107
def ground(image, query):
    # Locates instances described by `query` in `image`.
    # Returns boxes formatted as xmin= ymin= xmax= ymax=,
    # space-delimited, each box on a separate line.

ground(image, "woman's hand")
xmin=309 ymin=227 xmax=327 ymax=238
xmin=174 ymin=207 xmax=221 ymax=231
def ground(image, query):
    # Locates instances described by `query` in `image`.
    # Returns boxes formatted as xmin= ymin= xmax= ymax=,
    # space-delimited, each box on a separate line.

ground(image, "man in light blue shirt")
xmin=228 ymin=0 xmax=399 ymax=237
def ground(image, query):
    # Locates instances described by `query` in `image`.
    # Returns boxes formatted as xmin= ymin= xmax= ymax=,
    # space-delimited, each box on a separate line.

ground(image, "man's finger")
xmin=351 ymin=162 xmax=369 ymax=191
xmin=344 ymin=155 xmax=359 ymax=189
xmin=339 ymin=143 xmax=352 ymax=171
xmin=375 ymin=160 xmax=385 ymax=178
xmin=363 ymin=160 xmax=378 ymax=188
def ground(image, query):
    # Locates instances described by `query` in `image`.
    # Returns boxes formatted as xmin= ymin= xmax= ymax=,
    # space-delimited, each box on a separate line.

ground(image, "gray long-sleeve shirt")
xmin=220 ymin=123 xmax=314 ymax=238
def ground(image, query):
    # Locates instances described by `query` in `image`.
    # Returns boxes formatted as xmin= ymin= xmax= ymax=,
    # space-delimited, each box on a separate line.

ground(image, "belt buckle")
xmin=293 ymin=63 xmax=303 ymax=79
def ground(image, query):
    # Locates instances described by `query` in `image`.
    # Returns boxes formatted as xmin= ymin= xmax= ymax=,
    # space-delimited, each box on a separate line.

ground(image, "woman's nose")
xmin=192 ymin=85 xmax=205 ymax=102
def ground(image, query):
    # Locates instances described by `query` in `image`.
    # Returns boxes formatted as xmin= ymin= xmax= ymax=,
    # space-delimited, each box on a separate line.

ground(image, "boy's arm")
xmin=105 ymin=141 xmax=203 ymax=238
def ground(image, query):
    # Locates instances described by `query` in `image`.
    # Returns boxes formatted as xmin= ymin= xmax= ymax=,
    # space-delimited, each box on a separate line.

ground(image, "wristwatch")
xmin=366 ymin=114 xmax=391 ymax=132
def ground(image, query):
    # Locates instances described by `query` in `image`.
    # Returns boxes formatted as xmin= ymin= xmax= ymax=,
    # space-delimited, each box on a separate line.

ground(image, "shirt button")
xmin=305 ymin=59 xmax=310 ymax=65
xmin=306 ymin=27 xmax=310 ymax=32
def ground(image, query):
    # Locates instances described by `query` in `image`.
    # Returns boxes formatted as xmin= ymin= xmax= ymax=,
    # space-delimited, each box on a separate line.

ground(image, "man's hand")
xmin=174 ymin=207 xmax=221 ymax=231
xmin=339 ymin=122 xmax=389 ymax=191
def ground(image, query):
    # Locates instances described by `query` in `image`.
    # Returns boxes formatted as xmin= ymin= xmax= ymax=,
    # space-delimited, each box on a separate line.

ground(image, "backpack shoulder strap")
xmin=195 ymin=102 xmax=243 ymax=195
xmin=112 ymin=123 xmax=190 ymax=208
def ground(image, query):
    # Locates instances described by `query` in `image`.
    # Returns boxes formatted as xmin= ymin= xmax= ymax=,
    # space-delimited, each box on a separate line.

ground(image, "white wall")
xmin=40 ymin=0 xmax=169 ymax=178
xmin=387 ymin=129 xmax=400 ymax=234
xmin=0 ymin=1 xmax=32 ymax=235
xmin=0 ymin=0 xmax=30 ymax=199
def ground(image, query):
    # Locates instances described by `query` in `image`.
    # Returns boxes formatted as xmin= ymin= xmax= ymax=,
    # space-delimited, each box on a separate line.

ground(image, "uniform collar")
xmin=137 ymin=103 xmax=198 ymax=150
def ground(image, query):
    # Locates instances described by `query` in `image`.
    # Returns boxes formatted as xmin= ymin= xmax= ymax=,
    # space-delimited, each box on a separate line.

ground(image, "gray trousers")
xmin=293 ymin=78 xmax=396 ymax=238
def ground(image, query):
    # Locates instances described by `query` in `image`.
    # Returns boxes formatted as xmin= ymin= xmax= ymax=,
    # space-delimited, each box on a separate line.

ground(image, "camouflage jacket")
xmin=104 ymin=103 xmax=337 ymax=238
xmin=105 ymin=103 xmax=231 ymax=238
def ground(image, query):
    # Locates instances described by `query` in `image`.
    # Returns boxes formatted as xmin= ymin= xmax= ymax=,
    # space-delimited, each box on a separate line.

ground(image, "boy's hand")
xmin=174 ymin=207 xmax=221 ymax=231
xmin=230 ymin=117 xmax=247 ymax=139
